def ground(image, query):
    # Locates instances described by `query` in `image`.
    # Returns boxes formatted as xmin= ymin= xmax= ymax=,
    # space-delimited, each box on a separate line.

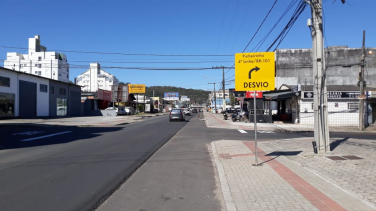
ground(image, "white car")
xmin=105 ymin=107 xmax=126 ymax=115
xmin=182 ymin=108 xmax=192 ymax=116
xmin=124 ymin=106 xmax=135 ymax=115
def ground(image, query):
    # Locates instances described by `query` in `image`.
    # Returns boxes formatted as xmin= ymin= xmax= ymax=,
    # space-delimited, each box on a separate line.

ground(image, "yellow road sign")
xmin=235 ymin=52 xmax=275 ymax=91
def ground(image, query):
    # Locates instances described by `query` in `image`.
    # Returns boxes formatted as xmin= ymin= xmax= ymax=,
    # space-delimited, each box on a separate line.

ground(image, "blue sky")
xmin=1 ymin=0 xmax=375 ymax=92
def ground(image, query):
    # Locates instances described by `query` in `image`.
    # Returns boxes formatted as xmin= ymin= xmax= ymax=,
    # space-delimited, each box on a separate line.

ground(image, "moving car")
xmin=169 ymin=108 xmax=185 ymax=121
xmin=182 ymin=108 xmax=192 ymax=116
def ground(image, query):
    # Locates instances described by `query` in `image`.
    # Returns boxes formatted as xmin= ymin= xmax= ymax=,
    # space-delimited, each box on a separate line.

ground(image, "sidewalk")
xmin=205 ymin=112 xmax=376 ymax=210
xmin=204 ymin=112 xmax=376 ymax=133
xmin=0 ymin=113 xmax=166 ymax=127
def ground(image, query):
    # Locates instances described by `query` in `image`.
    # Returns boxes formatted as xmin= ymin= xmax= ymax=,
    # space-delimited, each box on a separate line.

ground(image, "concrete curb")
xmin=211 ymin=141 xmax=237 ymax=211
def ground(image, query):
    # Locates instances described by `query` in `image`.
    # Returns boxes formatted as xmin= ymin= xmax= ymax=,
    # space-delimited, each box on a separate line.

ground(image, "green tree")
xmin=229 ymin=94 xmax=236 ymax=106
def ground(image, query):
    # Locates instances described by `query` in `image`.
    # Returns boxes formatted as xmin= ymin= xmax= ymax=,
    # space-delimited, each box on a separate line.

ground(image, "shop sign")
xmin=303 ymin=91 xmax=360 ymax=99
xmin=128 ymin=84 xmax=145 ymax=93
xmin=246 ymin=91 xmax=263 ymax=98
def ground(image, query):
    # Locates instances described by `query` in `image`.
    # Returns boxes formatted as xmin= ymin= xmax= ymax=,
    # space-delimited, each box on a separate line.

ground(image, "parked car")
xmin=105 ymin=107 xmax=126 ymax=115
xmin=192 ymin=108 xmax=197 ymax=113
xmin=182 ymin=108 xmax=192 ymax=116
xmin=169 ymin=108 xmax=185 ymax=121
xmin=124 ymin=106 xmax=135 ymax=115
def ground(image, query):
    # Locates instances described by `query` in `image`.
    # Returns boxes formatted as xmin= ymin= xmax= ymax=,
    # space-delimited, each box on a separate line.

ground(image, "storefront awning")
xmin=263 ymin=90 xmax=299 ymax=100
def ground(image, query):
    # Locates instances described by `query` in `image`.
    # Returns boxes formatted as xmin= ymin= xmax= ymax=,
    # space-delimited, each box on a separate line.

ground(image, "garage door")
xmin=19 ymin=80 xmax=37 ymax=118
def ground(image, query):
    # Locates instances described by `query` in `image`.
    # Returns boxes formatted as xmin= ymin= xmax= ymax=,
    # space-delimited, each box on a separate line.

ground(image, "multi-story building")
xmin=75 ymin=63 xmax=119 ymax=92
xmin=3 ymin=35 xmax=69 ymax=82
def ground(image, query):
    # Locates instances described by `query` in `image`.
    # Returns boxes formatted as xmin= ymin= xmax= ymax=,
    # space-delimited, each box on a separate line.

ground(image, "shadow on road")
xmin=0 ymin=124 xmax=124 ymax=150
xmin=330 ymin=137 xmax=349 ymax=151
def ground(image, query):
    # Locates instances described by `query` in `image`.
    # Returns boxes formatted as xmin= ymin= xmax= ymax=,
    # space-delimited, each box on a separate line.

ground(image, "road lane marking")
xmin=21 ymin=131 xmax=72 ymax=142
xmin=258 ymin=131 xmax=275 ymax=133
xmin=13 ymin=131 xmax=45 ymax=135
xmin=238 ymin=130 xmax=247 ymax=133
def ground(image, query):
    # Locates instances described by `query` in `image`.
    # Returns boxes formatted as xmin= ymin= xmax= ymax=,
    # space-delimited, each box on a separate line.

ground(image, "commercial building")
xmin=3 ymin=35 xmax=70 ymax=82
xmin=235 ymin=46 xmax=376 ymax=126
xmin=0 ymin=67 xmax=81 ymax=118
xmin=75 ymin=63 xmax=119 ymax=92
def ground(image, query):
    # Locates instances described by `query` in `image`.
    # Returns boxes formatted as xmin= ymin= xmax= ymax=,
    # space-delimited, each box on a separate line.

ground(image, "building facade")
xmin=75 ymin=63 xmax=119 ymax=92
xmin=3 ymin=35 xmax=70 ymax=82
xmin=0 ymin=67 xmax=81 ymax=118
xmin=267 ymin=46 xmax=376 ymax=126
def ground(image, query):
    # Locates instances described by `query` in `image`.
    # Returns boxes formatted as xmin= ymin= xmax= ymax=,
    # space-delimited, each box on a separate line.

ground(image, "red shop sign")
xmin=246 ymin=91 xmax=263 ymax=98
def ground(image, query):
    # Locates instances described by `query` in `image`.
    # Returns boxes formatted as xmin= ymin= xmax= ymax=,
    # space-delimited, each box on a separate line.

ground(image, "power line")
xmin=241 ymin=0 xmax=279 ymax=53
xmin=0 ymin=46 xmax=234 ymax=57
xmin=252 ymin=0 xmax=299 ymax=52
xmin=265 ymin=0 xmax=307 ymax=52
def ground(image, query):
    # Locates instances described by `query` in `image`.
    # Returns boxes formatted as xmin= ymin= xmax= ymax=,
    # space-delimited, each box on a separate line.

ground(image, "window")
xmin=0 ymin=76 xmax=11 ymax=87
xmin=57 ymin=98 xmax=67 ymax=116
xmin=59 ymin=88 xmax=66 ymax=95
xmin=40 ymin=84 xmax=47 ymax=92
xmin=348 ymin=103 xmax=358 ymax=110
xmin=24 ymin=64 xmax=27 ymax=67
xmin=35 ymin=64 xmax=41 ymax=68
xmin=0 ymin=92 xmax=15 ymax=117
xmin=35 ymin=71 xmax=41 ymax=76
xmin=50 ymin=86 xmax=54 ymax=94
xmin=38 ymin=57 xmax=42 ymax=61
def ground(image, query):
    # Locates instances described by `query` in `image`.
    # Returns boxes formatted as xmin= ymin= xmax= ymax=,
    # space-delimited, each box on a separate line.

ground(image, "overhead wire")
xmin=265 ymin=0 xmax=307 ymax=52
xmin=222 ymin=0 xmax=279 ymax=83
xmin=252 ymin=0 xmax=298 ymax=52
xmin=0 ymin=46 xmax=234 ymax=57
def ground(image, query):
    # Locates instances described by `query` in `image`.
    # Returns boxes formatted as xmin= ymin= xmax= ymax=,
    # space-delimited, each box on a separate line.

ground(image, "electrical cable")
xmin=265 ymin=0 xmax=307 ymax=52
xmin=241 ymin=0 xmax=279 ymax=53
xmin=252 ymin=0 xmax=298 ymax=52
xmin=0 ymin=45 xmax=234 ymax=57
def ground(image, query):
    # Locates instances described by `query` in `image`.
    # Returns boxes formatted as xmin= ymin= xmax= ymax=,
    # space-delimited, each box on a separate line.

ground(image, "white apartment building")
xmin=3 ymin=35 xmax=69 ymax=82
xmin=75 ymin=63 xmax=119 ymax=92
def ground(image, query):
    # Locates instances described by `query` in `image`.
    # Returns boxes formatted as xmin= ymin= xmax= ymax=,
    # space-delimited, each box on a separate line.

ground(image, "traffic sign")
xmin=235 ymin=52 xmax=275 ymax=91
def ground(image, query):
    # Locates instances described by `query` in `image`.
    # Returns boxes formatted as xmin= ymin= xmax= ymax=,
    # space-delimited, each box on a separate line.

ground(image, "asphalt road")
xmin=1 ymin=113 xmax=374 ymax=211
xmin=0 ymin=115 xmax=191 ymax=211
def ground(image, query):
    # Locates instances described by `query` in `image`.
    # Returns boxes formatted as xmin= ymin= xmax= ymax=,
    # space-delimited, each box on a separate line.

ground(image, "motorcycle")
xmin=231 ymin=111 xmax=245 ymax=122
xmin=223 ymin=112 xmax=228 ymax=120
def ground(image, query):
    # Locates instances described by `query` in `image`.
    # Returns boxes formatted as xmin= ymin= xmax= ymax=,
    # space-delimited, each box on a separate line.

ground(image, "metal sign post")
xmin=253 ymin=91 xmax=258 ymax=165
xmin=234 ymin=52 xmax=275 ymax=166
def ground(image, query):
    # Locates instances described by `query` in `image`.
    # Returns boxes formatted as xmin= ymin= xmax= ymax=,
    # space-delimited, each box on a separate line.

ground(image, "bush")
xmin=137 ymin=104 xmax=145 ymax=112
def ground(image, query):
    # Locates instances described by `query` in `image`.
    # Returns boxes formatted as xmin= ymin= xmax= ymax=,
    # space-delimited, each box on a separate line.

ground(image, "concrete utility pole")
xmin=307 ymin=0 xmax=330 ymax=153
xmin=223 ymin=66 xmax=226 ymax=111
xmin=213 ymin=66 xmax=226 ymax=110
xmin=359 ymin=30 xmax=366 ymax=130
xmin=208 ymin=82 xmax=216 ymax=113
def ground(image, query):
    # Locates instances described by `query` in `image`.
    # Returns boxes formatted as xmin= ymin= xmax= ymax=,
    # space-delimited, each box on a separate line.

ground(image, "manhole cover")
xmin=326 ymin=156 xmax=347 ymax=161
xmin=342 ymin=155 xmax=363 ymax=160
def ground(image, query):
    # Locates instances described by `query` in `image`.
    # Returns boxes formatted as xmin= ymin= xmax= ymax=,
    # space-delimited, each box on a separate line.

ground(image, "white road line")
xmin=238 ymin=130 xmax=248 ymax=134
xmin=21 ymin=131 xmax=72 ymax=142
xmin=258 ymin=131 xmax=275 ymax=134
